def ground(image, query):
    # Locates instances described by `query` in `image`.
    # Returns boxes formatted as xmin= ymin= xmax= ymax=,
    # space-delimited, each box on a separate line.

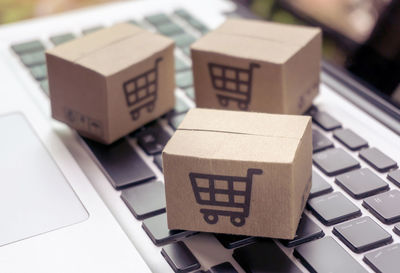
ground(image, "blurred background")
xmin=1 ymin=0 xmax=399 ymax=104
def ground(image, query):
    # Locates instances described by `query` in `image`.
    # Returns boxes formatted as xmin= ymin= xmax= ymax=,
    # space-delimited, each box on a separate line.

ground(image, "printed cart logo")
xmin=189 ymin=168 xmax=262 ymax=227
xmin=122 ymin=57 xmax=163 ymax=121
xmin=208 ymin=62 xmax=260 ymax=110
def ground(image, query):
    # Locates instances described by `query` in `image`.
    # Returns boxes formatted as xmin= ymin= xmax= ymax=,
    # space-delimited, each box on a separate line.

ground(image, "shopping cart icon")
xmin=123 ymin=57 xmax=163 ymax=121
xmin=189 ymin=168 xmax=262 ymax=227
xmin=208 ymin=62 xmax=260 ymax=110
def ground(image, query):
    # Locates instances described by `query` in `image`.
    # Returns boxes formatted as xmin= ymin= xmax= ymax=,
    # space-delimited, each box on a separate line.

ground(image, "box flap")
xmin=191 ymin=19 xmax=320 ymax=64
xmin=46 ymin=23 xmax=174 ymax=76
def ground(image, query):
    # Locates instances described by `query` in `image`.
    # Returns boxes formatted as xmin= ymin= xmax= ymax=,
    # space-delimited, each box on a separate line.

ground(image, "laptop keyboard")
xmin=10 ymin=8 xmax=400 ymax=273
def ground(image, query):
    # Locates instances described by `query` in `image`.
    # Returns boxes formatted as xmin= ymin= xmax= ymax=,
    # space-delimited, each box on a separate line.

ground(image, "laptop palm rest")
xmin=0 ymin=113 xmax=88 ymax=247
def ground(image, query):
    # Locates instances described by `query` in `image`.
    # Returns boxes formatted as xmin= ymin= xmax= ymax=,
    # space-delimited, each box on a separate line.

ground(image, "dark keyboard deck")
xmin=10 ymin=8 xmax=400 ymax=273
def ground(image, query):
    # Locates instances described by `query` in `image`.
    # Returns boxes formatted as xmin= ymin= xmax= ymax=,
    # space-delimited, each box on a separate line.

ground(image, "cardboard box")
xmin=162 ymin=108 xmax=312 ymax=239
xmin=191 ymin=19 xmax=321 ymax=115
xmin=46 ymin=23 xmax=175 ymax=144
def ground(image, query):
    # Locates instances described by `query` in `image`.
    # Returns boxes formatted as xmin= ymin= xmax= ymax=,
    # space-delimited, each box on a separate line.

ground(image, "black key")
xmin=293 ymin=236 xmax=368 ymax=273
xmin=209 ymin=262 xmax=238 ymax=273
xmin=39 ymin=79 xmax=49 ymax=96
xmin=359 ymin=147 xmax=398 ymax=172
xmin=388 ymin=169 xmax=400 ymax=187
xmin=184 ymin=87 xmax=195 ymax=100
xmin=214 ymin=233 xmax=256 ymax=249
xmin=172 ymin=96 xmax=190 ymax=114
xmin=176 ymin=70 xmax=193 ymax=89
xmin=311 ymin=111 xmax=342 ymax=131
xmin=281 ymin=214 xmax=324 ymax=247
xmin=83 ymin=138 xmax=156 ymax=189
xmin=174 ymin=9 xmax=192 ymax=20
xmin=313 ymin=148 xmax=360 ymax=176
xmin=161 ymin=241 xmax=200 ymax=273
xmin=364 ymin=243 xmax=400 ymax=273
xmin=333 ymin=216 xmax=392 ymax=253
xmin=154 ymin=154 xmax=163 ymax=172
xmin=136 ymin=123 xmax=171 ymax=155
xmin=82 ymin=26 xmax=104 ymax=35
xmin=172 ymin=33 xmax=196 ymax=48
xmin=308 ymin=192 xmax=361 ymax=226
xmin=157 ymin=22 xmax=184 ymax=36
xmin=30 ymin=64 xmax=47 ymax=81
xmin=11 ymin=40 xmax=45 ymax=55
xmin=186 ymin=17 xmax=209 ymax=34
xmin=168 ymin=112 xmax=186 ymax=130
xmin=50 ymin=33 xmax=76 ymax=46
xmin=309 ymin=170 xmax=333 ymax=198
xmin=20 ymin=51 xmax=46 ymax=67
xmin=335 ymin=168 xmax=389 ymax=199
xmin=333 ymin=128 xmax=368 ymax=151
xmin=233 ymin=239 xmax=302 ymax=273
xmin=142 ymin=213 xmax=196 ymax=246
xmin=394 ymin=223 xmax=400 ymax=236
xmin=121 ymin=181 xmax=166 ymax=220
xmin=363 ymin=190 xmax=400 ymax=224
xmin=312 ymin=129 xmax=334 ymax=153
xmin=145 ymin=13 xmax=171 ymax=25
xmin=175 ymin=57 xmax=190 ymax=71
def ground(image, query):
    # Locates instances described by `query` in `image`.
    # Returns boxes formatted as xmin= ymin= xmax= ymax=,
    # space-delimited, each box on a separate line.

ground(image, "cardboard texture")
xmin=163 ymin=108 xmax=312 ymax=239
xmin=191 ymin=19 xmax=322 ymax=115
xmin=46 ymin=23 xmax=175 ymax=144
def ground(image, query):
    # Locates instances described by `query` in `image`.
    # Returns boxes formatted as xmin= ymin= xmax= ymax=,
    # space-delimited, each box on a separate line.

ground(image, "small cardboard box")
xmin=163 ymin=108 xmax=312 ymax=239
xmin=46 ymin=23 xmax=175 ymax=144
xmin=191 ymin=19 xmax=321 ymax=115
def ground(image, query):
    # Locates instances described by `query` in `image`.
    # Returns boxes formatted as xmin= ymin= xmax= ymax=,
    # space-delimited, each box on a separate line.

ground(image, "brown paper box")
xmin=163 ymin=108 xmax=312 ymax=239
xmin=191 ymin=19 xmax=321 ymax=115
xmin=46 ymin=23 xmax=175 ymax=144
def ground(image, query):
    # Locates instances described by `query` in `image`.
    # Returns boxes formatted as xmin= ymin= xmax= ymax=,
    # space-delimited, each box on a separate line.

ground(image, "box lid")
xmin=46 ymin=23 xmax=174 ymax=76
xmin=163 ymin=108 xmax=311 ymax=163
xmin=191 ymin=19 xmax=320 ymax=64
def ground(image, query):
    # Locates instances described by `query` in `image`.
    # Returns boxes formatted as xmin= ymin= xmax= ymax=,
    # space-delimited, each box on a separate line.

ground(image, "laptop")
xmin=0 ymin=0 xmax=399 ymax=272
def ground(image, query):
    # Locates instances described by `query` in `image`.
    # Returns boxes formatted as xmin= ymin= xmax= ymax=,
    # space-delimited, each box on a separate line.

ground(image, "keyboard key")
xmin=394 ymin=223 xmax=400 ymax=236
xmin=157 ymin=23 xmax=184 ymax=36
xmin=20 ymin=51 xmax=46 ymax=67
xmin=121 ymin=181 xmax=166 ymax=220
xmin=174 ymin=9 xmax=192 ymax=20
xmin=308 ymin=192 xmax=361 ymax=226
xmin=176 ymin=71 xmax=193 ymax=89
xmin=281 ymin=214 xmax=324 ymax=247
xmin=136 ymin=123 xmax=171 ymax=155
xmin=168 ymin=112 xmax=186 ymax=130
xmin=311 ymin=110 xmax=342 ymax=131
xmin=359 ymin=147 xmax=398 ymax=172
xmin=145 ymin=13 xmax=171 ymax=25
xmin=50 ymin=33 xmax=76 ymax=45
xmin=182 ymin=47 xmax=191 ymax=56
xmin=363 ymin=190 xmax=400 ymax=224
xmin=83 ymin=138 xmax=156 ymax=189
xmin=175 ymin=57 xmax=190 ymax=71
xmin=154 ymin=154 xmax=163 ymax=172
xmin=11 ymin=40 xmax=45 ymax=55
xmin=309 ymin=170 xmax=333 ymax=198
xmin=172 ymin=33 xmax=196 ymax=48
xmin=161 ymin=241 xmax=200 ymax=273
xmin=364 ymin=243 xmax=400 ymax=273
xmin=293 ymin=236 xmax=368 ymax=273
xmin=335 ymin=168 xmax=389 ymax=199
xmin=388 ymin=169 xmax=400 ymax=187
xmin=312 ymin=129 xmax=333 ymax=153
xmin=183 ymin=87 xmax=195 ymax=100
xmin=214 ymin=234 xmax=256 ymax=249
xmin=172 ymin=95 xmax=190 ymax=114
xmin=209 ymin=262 xmax=238 ymax=273
xmin=30 ymin=64 xmax=47 ymax=81
xmin=142 ymin=213 xmax=196 ymax=246
xmin=186 ymin=17 xmax=209 ymax=34
xmin=39 ymin=79 xmax=49 ymax=95
xmin=333 ymin=216 xmax=392 ymax=253
xmin=82 ymin=26 xmax=104 ymax=35
xmin=333 ymin=128 xmax=368 ymax=151
xmin=313 ymin=148 xmax=360 ymax=176
xmin=233 ymin=239 xmax=302 ymax=273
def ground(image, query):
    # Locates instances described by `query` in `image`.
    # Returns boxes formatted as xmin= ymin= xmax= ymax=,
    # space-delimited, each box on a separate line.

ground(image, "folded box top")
xmin=163 ymin=108 xmax=311 ymax=163
xmin=191 ymin=18 xmax=321 ymax=64
xmin=46 ymin=23 xmax=174 ymax=76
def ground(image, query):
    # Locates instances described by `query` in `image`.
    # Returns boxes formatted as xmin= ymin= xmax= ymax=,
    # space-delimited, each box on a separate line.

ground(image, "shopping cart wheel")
xmin=231 ymin=216 xmax=245 ymax=227
xmin=131 ymin=111 xmax=140 ymax=121
xmin=147 ymin=103 xmax=155 ymax=113
xmin=218 ymin=97 xmax=229 ymax=107
xmin=238 ymin=102 xmax=248 ymax=110
xmin=204 ymin=213 xmax=218 ymax=224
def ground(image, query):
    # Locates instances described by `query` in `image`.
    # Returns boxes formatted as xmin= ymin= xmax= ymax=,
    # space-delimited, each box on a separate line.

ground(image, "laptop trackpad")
xmin=0 ymin=113 xmax=88 ymax=247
